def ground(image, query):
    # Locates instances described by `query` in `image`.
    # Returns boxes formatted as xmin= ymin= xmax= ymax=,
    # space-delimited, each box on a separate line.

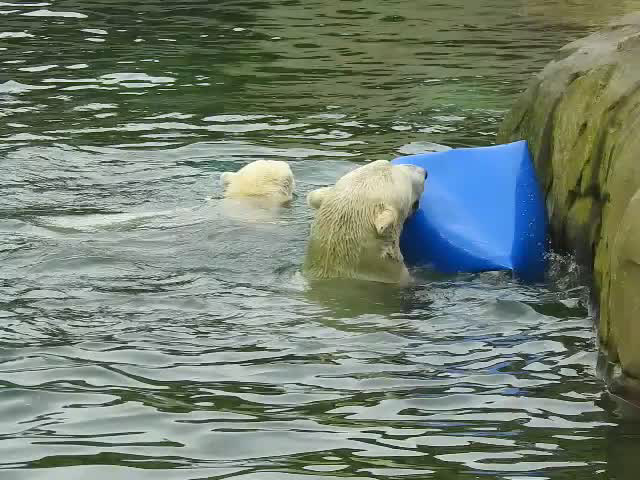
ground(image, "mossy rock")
xmin=498 ymin=12 xmax=640 ymax=392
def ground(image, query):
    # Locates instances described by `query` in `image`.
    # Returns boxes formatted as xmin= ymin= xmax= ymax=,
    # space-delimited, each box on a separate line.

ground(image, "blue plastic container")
xmin=391 ymin=140 xmax=547 ymax=281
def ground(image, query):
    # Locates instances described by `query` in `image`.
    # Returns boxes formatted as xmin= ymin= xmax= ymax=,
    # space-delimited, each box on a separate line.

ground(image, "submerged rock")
xmin=498 ymin=12 xmax=640 ymax=398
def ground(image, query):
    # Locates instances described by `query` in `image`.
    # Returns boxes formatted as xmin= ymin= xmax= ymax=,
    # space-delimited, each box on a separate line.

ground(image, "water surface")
xmin=2 ymin=1 xmax=640 ymax=479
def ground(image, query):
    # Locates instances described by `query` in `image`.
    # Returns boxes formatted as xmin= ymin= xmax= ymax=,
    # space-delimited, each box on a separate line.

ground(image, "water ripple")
xmin=2 ymin=0 xmax=638 ymax=478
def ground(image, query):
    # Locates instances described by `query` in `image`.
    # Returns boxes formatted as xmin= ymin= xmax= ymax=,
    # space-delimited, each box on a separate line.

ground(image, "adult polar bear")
xmin=305 ymin=160 xmax=427 ymax=284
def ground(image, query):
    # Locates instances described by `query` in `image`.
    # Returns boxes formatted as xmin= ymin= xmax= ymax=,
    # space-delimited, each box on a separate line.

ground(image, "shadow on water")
xmin=303 ymin=278 xmax=418 ymax=320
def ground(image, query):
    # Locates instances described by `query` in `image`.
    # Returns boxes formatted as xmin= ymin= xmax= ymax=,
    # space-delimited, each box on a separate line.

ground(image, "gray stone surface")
xmin=498 ymin=12 xmax=640 ymax=395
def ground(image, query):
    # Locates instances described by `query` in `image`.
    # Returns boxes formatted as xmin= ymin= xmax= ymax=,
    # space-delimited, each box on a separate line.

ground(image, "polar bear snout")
xmin=396 ymin=164 xmax=427 ymax=186
xmin=398 ymin=164 xmax=427 ymax=178
xmin=397 ymin=164 xmax=427 ymax=207
xmin=408 ymin=164 xmax=427 ymax=178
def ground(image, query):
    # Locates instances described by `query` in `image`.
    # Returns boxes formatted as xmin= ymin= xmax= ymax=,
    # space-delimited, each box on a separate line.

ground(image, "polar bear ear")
xmin=220 ymin=172 xmax=234 ymax=188
xmin=374 ymin=205 xmax=398 ymax=237
xmin=307 ymin=187 xmax=333 ymax=209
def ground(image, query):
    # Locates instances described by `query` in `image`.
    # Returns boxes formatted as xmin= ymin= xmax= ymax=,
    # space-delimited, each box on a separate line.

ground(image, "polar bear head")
xmin=304 ymin=160 xmax=426 ymax=284
xmin=220 ymin=160 xmax=295 ymax=206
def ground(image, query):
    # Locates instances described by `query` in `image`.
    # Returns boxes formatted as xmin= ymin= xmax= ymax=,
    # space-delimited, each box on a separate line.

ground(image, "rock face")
xmin=497 ymin=12 xmax=640 ymax=397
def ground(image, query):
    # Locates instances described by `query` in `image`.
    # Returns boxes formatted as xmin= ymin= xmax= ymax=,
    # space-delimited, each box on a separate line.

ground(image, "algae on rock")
xmin=498 ymin=12 xmax=640 ymax=396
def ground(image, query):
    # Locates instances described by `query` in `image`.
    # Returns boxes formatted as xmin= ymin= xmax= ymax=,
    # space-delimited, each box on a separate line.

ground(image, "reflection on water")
xmin=2 ymin=0 xmax=640 ymax=479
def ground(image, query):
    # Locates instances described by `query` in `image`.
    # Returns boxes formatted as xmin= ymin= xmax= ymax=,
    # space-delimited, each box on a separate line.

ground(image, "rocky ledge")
xmin=498 ymin=12 xmax=640 ymax=399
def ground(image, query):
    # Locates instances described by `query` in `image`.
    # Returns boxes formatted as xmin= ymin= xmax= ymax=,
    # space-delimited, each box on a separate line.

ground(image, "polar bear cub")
xmin=304 ymin=160 xmax=426 ymax=284
xmin=220 ymin=160 xmax=295 ymax=206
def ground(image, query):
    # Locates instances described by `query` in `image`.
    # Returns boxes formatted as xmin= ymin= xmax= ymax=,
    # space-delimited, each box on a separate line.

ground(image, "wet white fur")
xmin=304 ymin=160 xmax=426 ymax=284
xmin=220 ymin=160 xmax=295 ymax=206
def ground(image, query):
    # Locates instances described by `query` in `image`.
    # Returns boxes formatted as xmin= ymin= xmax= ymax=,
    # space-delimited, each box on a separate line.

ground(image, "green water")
xmin=2 ymin=1 xmax=640 ymax=479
